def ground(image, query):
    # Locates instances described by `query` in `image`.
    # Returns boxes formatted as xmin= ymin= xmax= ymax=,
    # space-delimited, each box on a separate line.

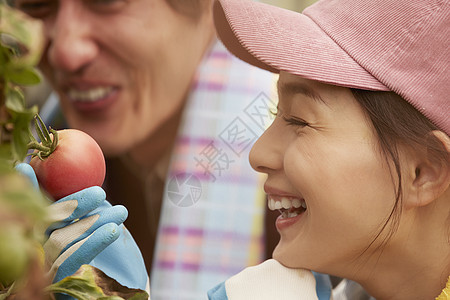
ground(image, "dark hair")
xmin=351 ymin=89 xmax=449 ymax=251
xmin=165 ymin=0 xmax=211 ymax=19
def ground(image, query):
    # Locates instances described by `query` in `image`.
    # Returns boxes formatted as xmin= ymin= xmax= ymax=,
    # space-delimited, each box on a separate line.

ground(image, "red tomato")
xmin=30 ymin=129 xmax=106 ymax=200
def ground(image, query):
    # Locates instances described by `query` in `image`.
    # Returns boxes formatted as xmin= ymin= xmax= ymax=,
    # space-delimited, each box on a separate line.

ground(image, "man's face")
xmin=16 ymin=0 xmax=214 ymax=156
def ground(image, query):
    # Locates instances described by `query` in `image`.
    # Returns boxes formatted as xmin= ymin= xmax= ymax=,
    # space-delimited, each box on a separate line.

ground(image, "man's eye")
xmin=15 ymin=0 xmax=54 ymax=18
xmin=88 ymin=0 xmax=127 ymax=12
xmin=91 ymin=0 xmax=120 ymax=3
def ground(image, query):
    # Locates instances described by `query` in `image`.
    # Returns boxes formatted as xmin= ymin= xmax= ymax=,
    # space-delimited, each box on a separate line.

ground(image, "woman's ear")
xmin=405 ymin=130 xmax=450 ymax=208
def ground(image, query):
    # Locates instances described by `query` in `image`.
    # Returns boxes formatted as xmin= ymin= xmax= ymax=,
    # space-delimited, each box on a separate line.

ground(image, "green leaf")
xmin=5 ymin=104 xmax=37 ymax=162
xmin=11 ymin=122 xmax=29 ymax=162
xmin=128 ymin=294 xmax=149 ymax=300
xmin=0 ymin=147 xmax=13 ymax=171
xmin=0 ymin=45 xmax=10 ymax=74
xmin=0 ymin=4 xmax=44 ymax=68
xmin=0 ymin=167 xmax=49 ymax=289
xmin=6 ymin=66 xmax=41 ymax=85
xmin=46 ymin=265 xmax=149 ymax=300
xmin=0 ymin=168 xmax=49 ymax=226
xmin=0 ymin=228 xmax=29 ymax=286
xmin=0 ymin=280 xmax=15 ymax=300
xmin=5 ymin=86 xmax=26 ymax=112
xmin=4 ymin=87 xmax=38 ymax=162
xmin=47 ymin=278 xmax=105 ymax=300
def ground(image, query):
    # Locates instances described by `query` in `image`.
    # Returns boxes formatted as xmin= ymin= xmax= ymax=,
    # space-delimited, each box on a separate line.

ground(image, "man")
xmin=15 ymin=0 xmax=279 ymax=298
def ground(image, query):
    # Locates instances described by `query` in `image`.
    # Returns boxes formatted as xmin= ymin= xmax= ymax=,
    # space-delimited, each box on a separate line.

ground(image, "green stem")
xmin=36 ymin=114 xmax=52 ymax=144
xmin=27 ymin=141 xmax=51 ymax=153
xmin=27 ymin=114 xmax=58 ymax=160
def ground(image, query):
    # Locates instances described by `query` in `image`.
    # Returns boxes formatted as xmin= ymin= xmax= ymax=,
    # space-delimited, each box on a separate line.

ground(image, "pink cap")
xmin=213 ymin=0 xmax=449 ymax=135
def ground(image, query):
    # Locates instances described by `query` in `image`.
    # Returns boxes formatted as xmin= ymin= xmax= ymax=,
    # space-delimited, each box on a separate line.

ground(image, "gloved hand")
xmin=15 ymin=163 xmax=150 ymax=296
xmin=207 ymin=259 xmax=332 ymax=300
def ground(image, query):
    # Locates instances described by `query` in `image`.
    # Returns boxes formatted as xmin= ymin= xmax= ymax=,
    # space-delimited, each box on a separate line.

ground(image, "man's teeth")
xmin=268 ymin=196 xmax=306 ymax=211
xmin=67 ymin=87 xmax=113 ymax=102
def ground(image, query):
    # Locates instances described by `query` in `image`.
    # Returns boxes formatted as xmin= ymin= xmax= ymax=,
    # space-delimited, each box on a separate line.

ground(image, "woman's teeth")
xmin=268 ymin=196 xmax=306 ymax=210
xmin=268 ymin=196 xmax=306 ymax=218
xmin=67 ymin=87 xmax=113 ymax=102
xmin=280 ymin=210 xmax=300 ymax=218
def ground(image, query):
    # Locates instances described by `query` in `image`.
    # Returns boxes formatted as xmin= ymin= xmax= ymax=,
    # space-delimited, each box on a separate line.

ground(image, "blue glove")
xmin=15 ymin=163 xmax=149 ymax=296
xmin=207 ymin=259 xmax=332 ymax=300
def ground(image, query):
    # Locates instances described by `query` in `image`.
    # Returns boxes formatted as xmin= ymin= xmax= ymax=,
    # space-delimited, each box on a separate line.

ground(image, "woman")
xmin=209 ymin=0 xmax=449 ymax=299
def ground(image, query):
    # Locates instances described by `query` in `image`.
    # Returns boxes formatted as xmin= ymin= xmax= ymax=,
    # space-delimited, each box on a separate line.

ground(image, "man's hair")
xmin=166 ymin=0 xmax=212 ymax=19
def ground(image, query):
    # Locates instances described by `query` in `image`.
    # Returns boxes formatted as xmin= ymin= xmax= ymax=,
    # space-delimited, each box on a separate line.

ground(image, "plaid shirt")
xmin=150 ymin=40 xmax=278 ymax=300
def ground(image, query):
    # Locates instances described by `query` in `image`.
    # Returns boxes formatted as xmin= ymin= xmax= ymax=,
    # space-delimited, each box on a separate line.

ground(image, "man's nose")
xmin=46 ymin=3 xmax=98 ymax=73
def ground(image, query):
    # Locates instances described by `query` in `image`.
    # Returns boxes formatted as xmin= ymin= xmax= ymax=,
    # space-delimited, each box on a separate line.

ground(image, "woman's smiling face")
xmin=250 ymin=72 xmax=399 ymax=276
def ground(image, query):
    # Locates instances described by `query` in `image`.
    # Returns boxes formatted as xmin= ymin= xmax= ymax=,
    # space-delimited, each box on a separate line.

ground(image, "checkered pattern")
xmin=150 ymin=40 xmax=278 ymax=300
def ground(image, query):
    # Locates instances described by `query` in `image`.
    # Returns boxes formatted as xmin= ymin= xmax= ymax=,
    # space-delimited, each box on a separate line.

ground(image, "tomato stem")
xmin=27 ymin=114 xmax=59 ymax=160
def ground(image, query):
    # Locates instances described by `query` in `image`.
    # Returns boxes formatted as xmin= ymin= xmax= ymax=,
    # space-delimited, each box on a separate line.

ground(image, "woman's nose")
xmin=46 ymin=2 xmax=98 ymax=73
xmin=249 ymin=120 xmax=284 ymax=174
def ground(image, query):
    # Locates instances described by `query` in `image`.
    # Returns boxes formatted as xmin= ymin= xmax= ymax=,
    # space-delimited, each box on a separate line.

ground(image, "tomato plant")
xmin=1 ymin=4 xmax=147 ymax=299
xmin=29 ymin=119 xmax=106 ymax=200
xmin=0 ymin=4 xmax=49 ymax=297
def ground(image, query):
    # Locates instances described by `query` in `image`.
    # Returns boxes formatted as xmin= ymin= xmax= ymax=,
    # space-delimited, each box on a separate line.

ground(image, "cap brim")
xmin=213 ymin=0 xmax=389 ymax=91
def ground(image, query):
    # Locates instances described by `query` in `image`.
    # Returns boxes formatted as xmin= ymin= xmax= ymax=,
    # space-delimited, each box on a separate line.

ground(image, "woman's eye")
xmin=271 ymin=106 xmax=309 ymax=128
xmin=282 ymin=116 xmax=309 ymax=128
xmin=15 ymin=0 xmax=54 ymax=18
